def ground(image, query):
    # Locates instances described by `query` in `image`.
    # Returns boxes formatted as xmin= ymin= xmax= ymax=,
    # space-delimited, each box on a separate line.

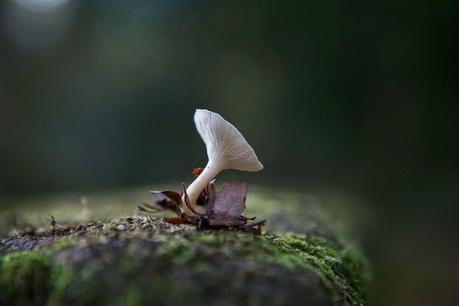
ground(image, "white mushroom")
xmin=183 ymin=109 xmax=263 ymax=215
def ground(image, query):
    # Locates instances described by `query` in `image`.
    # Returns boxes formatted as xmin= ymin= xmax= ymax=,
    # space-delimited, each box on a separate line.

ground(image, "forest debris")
xmin=146 ymin=191 xmax=181 ymax=213
xmin=49 ymin=214 xmax=57 ymax=235
xmin=143 ymin=180 xmax=264 ymax=233
xmin=142 ymin=110 xmax=265 ymax=232
xmin=192 ymin=167 xmax=204 ymax=177
xmin=205 ymin=182 xmax=247 ymax=227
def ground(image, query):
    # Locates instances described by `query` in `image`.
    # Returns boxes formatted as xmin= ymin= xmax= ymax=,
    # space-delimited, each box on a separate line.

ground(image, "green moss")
xmin=125 ymin=286 xmax=144 ymax=306
xmin=0 ymin=230 xmax=368 ymax=306
xmin=47 ymin=268 xmax=74 ymax=306
xmin=269 ymin=233 xmax=368 ymax=305
xmin=0 ymin=201 xmax=370 ymax=306
xmin=0 ymin=252 xmax=53 ymax=306
xmin=150 ymin=230 xmax=368 ymax=305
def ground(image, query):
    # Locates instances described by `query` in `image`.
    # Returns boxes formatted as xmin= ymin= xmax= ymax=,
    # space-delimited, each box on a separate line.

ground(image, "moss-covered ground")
xmin=0 ymin=187 xmax=370 ymax=306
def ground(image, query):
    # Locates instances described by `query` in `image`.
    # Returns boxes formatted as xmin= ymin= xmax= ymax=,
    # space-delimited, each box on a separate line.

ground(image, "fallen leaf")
xmin=207 ymin=182 xmax=247 ymax=217
xmin=205 ymin=182 xmax=247 ymax=227
xmin=150 ymin=191 xmax=181 ymax=213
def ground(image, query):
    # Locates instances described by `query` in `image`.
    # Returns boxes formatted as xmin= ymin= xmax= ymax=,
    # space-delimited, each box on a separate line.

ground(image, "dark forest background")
xmin=1 ymin=1 xmax=458 ymax=305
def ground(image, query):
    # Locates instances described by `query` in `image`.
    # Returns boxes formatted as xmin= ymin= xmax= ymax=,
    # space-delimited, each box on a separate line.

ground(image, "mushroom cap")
xmin=194 ymin=109 xmax=263 ymax=172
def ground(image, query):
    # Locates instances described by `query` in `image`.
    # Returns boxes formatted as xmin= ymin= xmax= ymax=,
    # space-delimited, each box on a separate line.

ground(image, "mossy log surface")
xmin=0 ymin=189 xmax=370 ymax=306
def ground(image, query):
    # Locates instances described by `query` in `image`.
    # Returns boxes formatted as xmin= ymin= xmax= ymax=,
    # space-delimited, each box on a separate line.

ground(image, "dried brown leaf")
xmin=208 ymin=181 xmax=247 ymax=217
xmin=162 ymin=217 xmax=188 ymax=225
xmin=205 ymin=181 xmax=247 ymax=227
xmin=150 ymin=190 xmax=181 ymax=213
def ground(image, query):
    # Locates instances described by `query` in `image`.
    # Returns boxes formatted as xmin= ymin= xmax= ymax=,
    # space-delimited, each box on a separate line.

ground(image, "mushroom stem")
xmin=185 ymin=159 xmax=224 ymax=211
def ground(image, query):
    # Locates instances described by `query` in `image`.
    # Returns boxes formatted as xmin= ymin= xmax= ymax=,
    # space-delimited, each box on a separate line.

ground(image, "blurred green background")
xmin=0 ymin=0 xmax=458 ymax=305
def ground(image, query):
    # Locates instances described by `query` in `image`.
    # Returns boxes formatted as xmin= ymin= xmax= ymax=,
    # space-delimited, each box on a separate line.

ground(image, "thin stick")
xmin=182 ymin=183 xmax=202 ymax=216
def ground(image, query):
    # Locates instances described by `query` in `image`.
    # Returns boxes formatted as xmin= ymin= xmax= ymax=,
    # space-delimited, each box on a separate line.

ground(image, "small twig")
xmin=136 ymin=205 xmax=150 ymax=213
xmin=48 ymin=214 xmax=57 ymax=235
xmin=244 ymin=219 xmax=266 ymax=234
xmin=140 ymin=203 xmax=163 ymax=211
xmin=182 ymin=183 xmax=202 ymax=216
xmin=137 ymin=203 xmax=162 ymax=214
xmin=246 ymin=220 xmax=266 ymax=227
xmin=240 ymin=215 xmax=257 ymax=221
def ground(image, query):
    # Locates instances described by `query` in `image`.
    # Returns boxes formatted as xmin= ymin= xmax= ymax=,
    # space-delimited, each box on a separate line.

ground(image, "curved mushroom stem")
xmin=184 ymin=160 xmax=224 ymax=213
